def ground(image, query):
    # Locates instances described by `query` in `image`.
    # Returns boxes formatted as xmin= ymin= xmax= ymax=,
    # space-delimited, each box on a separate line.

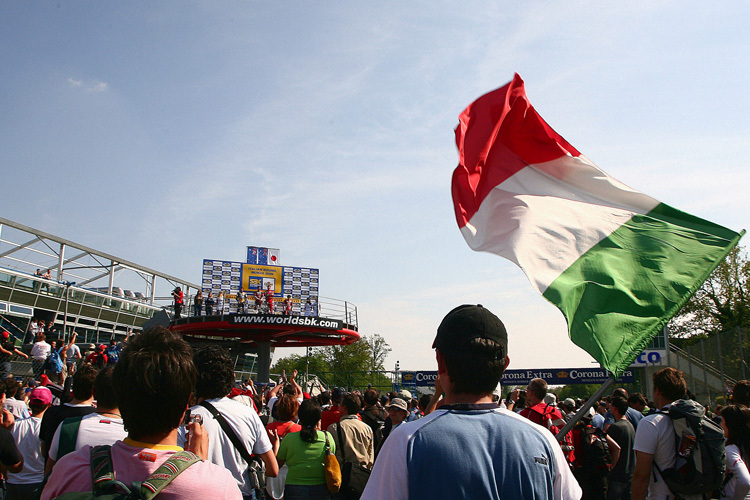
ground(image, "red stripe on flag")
xmin=452 ymin=74 xmax=581 ymax=228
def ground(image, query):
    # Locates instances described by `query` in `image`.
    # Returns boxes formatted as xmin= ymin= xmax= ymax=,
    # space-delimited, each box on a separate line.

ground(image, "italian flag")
xmin=452 ymin=74 xmax=744 ymax=376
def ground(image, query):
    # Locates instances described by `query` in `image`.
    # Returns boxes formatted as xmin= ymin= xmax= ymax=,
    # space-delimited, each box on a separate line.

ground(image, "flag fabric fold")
xmin=452 ymin=73 xmax=744 ymax=377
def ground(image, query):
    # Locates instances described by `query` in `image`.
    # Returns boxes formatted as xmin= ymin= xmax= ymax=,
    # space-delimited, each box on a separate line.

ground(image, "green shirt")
xmin=277 ymin=430 xmax=335 ymax=485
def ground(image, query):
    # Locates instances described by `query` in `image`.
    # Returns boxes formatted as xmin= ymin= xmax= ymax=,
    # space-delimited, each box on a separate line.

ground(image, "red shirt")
xmin=320 ymin=407 xmax=341 ymax=432
xmin=266 ymin=420 xmax=302 ymax=441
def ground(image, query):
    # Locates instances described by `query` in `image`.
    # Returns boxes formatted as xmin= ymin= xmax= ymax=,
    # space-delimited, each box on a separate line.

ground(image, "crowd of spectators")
xmin=0 ymin=303 xmax=748 ymax=499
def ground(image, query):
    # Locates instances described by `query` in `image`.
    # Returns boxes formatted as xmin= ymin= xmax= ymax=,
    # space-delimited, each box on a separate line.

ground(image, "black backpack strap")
xmin=198 ymin=400 xmax=253 ymax=464
xmin=335 ymin=419 xmax=348 ymax=461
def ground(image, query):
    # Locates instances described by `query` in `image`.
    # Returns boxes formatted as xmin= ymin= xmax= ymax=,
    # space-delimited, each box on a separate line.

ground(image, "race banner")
xmin=411 ymin=368 xmax=635 ymax=387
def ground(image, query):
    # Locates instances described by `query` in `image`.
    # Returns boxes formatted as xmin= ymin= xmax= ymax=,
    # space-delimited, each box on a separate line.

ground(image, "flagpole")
xmin=555 ymin=376 xmax=616 ymax=442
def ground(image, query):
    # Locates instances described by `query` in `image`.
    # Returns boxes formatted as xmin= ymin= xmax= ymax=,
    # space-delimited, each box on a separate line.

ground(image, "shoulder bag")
xmin=198 ymin=400 xmax=266 ymax=491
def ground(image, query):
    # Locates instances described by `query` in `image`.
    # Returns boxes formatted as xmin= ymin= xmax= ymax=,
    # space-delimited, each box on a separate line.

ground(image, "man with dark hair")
xmin=606 ymin=396 xmax=635 ymax=500
xmin=0 ymin=330 xmax=28 ymax=380
xmin=362 ymin=304 xmax=580 ymax=500
xmin=514 ymin=377 xmax=572 ymax=465
xmin=627 ymin=393 xmax=650 ymax=416
xmin=39 ymin=363 xmax=98 ymax=459
xmin=359 ymin=389 xmax=387 ymax=455
xmin=603 ymin=388 xmax=643 ymax=432
xmin=172 ymin=287 xmax=183 ymax=319
xmin=3 ymin=378 xmax=30 ymax=420
xmin=46 ymin=366 xmax=127 ymax=471
xmin=321 ymin=386 xmax=344 ymax=431
xmin=186 ymin=345 xmax=277 ymax=499
xmin=732 ymin=380 xmax=750 ymax=406
xmin=632 ymin=367 xmax=689 ymax=500
xmin=41 ymin=326 xmax=241 ymax=499
xmin=330 ymin=392 xmax=374 ymax=498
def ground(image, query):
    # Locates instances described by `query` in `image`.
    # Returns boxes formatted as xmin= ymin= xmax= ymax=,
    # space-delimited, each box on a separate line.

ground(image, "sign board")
xmin=629 ymin=327 xmax=669 ymax=367
xmin=412 ymin=368 xmax=635 ymax=387
xmin=629 ymin=349 xmax=668 ymax=367
xmin=202 ymin=258 xmax=319 ymax=315
xmin=401 ymin=372 xmax=417 ymax=387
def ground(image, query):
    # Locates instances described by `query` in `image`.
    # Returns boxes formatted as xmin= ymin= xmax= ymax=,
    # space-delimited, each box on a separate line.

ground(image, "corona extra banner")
xmin=410 ymin=368 xmax=635 ymax=387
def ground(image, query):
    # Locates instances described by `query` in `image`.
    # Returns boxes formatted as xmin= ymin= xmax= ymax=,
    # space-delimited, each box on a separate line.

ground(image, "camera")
xmin=182 ymin=410 xmax=202 ymax=426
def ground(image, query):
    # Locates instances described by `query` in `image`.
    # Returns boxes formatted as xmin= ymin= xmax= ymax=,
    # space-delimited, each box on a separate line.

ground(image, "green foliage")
xmin=669 ymin=246 xmax=749 ymax=338
xmin=555 ymin=384 xmax=603 ymax=401
xmin=271 ymin=333 xmax=393 ymax=392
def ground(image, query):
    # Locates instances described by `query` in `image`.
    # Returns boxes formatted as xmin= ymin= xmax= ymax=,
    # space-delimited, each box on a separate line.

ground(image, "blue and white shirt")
xmin=361 ymin=403 xmax=581 ymax=500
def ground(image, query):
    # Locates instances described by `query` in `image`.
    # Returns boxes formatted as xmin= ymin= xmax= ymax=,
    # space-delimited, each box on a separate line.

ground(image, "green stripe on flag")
xmin=542 ymin=203 xmax=743 ymax=377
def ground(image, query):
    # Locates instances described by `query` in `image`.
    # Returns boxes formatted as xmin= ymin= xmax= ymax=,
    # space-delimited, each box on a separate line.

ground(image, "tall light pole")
xmin=305 ymin=346 xmax=310 ymax=390
xmin=63 ymin=281 xmax=74 ymax=343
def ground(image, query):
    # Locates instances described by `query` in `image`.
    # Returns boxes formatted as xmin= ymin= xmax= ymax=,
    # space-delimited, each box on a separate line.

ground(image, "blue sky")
xmin=2 ymin=2 xmax=748 ymax=372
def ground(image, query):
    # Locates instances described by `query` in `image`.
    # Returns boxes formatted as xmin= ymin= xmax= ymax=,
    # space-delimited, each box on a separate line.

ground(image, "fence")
xmin=670 ymin=326 xmax=749 ymax=406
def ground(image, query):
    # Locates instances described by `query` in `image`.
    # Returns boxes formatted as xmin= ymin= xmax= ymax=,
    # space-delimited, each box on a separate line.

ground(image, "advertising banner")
xmin=202 ymin=258 xmax=320 ymax=315
xmin=411 ymin=368 xmax=634 ymax=387
xmin=243 ymin=264 xmax=283 ymax=292
xmin=230 ymin=314 xmax=343 ymax=330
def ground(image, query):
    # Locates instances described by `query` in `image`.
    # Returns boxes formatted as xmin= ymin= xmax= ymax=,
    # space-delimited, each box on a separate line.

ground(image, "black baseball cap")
xmin=432 ymin=304 xmax=508 ymax=354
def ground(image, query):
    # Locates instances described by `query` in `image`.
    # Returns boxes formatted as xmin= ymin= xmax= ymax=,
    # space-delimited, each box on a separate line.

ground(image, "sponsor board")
xmin=411 ymin=368 xmax=635 ymax=387
xmin=203 ymin=258 xmax=320 ymax=314
xmin=629 ymin=349 xmax=668 ymax=367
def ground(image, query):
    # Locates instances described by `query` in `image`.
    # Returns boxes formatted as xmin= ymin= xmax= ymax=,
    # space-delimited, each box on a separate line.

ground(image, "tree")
xmin=271 ymin=352 xmax=329 ymax=381
xmin=555 ymin=384 xmax=605 ymax=402
xmin=668 ymin=246 xmax=749 ymax=338
xmin=271 ymin=333 xmax=392 ymax=392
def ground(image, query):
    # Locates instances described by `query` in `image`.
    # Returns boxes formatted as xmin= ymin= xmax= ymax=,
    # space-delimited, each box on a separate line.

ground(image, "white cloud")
xmin=67 ymin=77 xmax=108 ymax=92
xmin=88 ymin=81 xmax=108 ymax=93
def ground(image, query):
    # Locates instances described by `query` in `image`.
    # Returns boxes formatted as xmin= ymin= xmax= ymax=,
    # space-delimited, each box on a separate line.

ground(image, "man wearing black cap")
xmin=361 ymin=305 xmax=581 ymax=500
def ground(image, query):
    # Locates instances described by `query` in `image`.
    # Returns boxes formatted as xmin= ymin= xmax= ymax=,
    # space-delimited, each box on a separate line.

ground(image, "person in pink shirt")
xmin=41 ymin=327 xmax=241 ymax=500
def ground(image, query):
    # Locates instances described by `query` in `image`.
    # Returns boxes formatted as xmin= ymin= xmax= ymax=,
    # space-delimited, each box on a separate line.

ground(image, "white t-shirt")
xmin=48 ymin=412 xmax=127 ymax=461
xmin=30 ymin=341 xmax=51 ymax=361
xmin=723 ymin=444 xmax=750 ymax=500
xmin=632 ymin=407 xmax=703 ymax=500
xmin=7 ymin=416 xmax=44 ymax=485
xmin=4 ymin=398 xmax=30 ymax=420
xmin=181 ymin=397 xmax=272 ymax=496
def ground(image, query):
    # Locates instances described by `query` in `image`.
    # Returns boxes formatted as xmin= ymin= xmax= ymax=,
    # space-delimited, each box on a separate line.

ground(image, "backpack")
xmin=106 ymin=346 xmax=119 ymax=364
xmin=359 ymin=409 xmax=386 ymax=454
xmin=580 ymin=424 xmax=612 ymax=470
xmin=53 ymin=445 xmax=200 ymax=499
xmin=654 ymin=399 xmax=726 ymax=496
xmin=56 ymin=446 xmax=202 ymax=500
xmin=528 ymin=404 xmax=576 ymax=464
xmin=48 ymin=350 xmax=64 ymax=373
